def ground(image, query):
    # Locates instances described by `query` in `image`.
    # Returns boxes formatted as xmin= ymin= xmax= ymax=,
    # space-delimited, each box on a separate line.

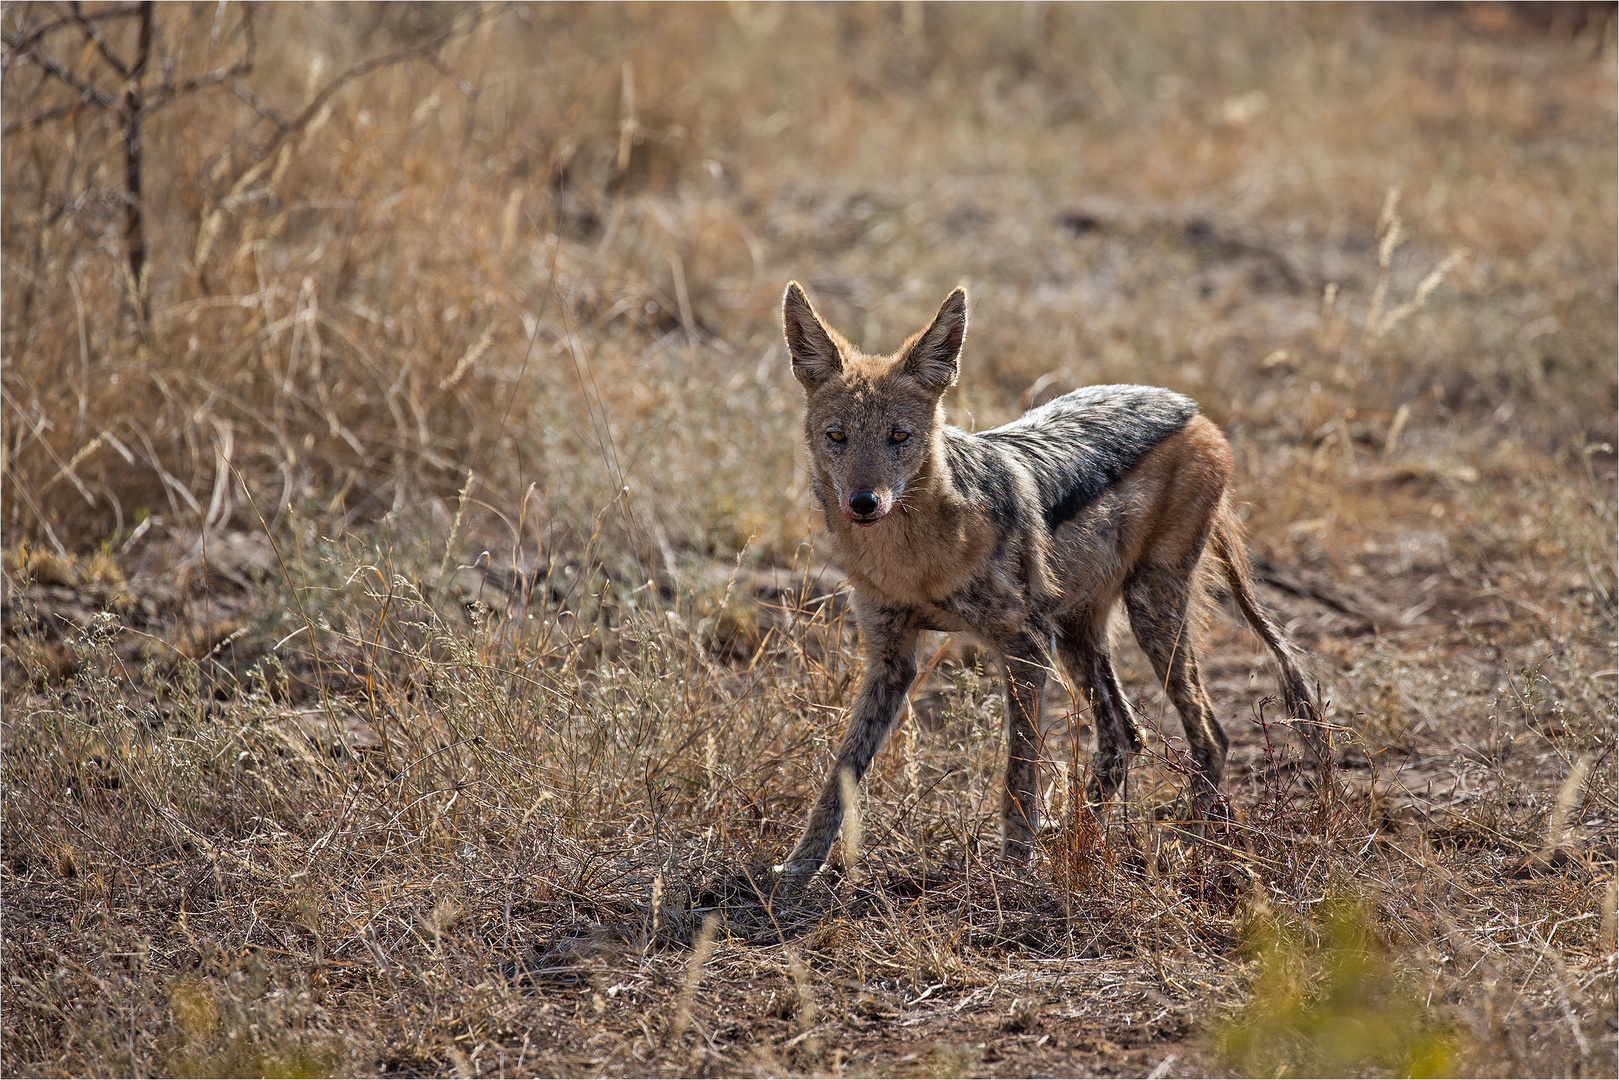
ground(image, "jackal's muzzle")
xmin=843 ymin=488 xmax=892 ymax=526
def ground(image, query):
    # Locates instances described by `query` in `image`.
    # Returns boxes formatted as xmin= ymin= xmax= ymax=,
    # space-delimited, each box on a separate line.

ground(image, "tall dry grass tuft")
xmin=4 ymin=3 xmax=810 ymax=568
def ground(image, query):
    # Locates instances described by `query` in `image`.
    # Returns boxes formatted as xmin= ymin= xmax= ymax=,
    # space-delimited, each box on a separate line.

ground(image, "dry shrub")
xmin=1213 ymin=894 xmax=1462 ymax=1078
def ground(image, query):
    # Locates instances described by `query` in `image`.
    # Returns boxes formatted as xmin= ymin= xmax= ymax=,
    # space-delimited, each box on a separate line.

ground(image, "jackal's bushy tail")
xmin=1209 ymin=506 xmax=1328 ymax=760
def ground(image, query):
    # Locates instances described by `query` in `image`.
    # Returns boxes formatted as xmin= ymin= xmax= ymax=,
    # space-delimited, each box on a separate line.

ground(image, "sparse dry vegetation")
xmin=3 ymin=3 xmax=1615 ymax=1076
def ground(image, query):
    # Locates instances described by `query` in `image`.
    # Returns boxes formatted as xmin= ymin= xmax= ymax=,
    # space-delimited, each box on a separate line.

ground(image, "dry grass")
xmin=3 ymin=3 xmax=1616 ymax=1076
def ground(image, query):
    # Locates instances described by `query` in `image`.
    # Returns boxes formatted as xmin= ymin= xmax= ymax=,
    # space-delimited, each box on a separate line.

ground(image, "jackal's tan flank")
xmin=779 ymin=281 xmax=1323 ymax=875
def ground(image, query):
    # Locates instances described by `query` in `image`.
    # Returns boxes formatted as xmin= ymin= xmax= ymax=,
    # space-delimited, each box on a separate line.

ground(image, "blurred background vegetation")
xmin=4 ymin=2 xmax=1613 ymax=566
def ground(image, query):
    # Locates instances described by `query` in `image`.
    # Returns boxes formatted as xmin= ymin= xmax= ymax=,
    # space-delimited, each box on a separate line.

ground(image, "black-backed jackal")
xmin=779 ymin=281 xmax=1324 ymax=875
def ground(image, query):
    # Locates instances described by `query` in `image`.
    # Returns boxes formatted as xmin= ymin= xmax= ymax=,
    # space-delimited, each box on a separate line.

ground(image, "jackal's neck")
xmin=909 ymin=426 xmax=964 ymax=513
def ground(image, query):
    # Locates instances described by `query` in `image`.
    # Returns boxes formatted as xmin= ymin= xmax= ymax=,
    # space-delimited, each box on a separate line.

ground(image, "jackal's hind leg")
xmin=999 ymin=628 xmax=1052 ymax=862
xmin=1056 ymin=611 xmax=1144 ymax=810
xmin=780 ymin=629 xmax=918 ymax=877
xmin=1124 ymin=565 xmax=1228 ymax=814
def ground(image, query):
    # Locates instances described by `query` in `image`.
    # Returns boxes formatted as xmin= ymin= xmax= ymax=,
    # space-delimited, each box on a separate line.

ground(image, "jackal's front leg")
xmin=1000 ymin=628 xmax=1052 ymax=862
xmin=780 ymin=625 xmax=919 ymax=877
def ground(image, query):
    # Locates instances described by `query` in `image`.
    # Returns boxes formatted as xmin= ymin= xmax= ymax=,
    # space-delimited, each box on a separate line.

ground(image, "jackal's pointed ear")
xmin=783 ymin=281 xmax=843 ymax=391
xmin=903 ymin=287 xmax=967 ymax=391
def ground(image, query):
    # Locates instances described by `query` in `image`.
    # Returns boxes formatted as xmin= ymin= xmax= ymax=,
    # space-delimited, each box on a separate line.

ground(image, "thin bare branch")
xmin=137 ymin=57 xmax=253 ymax=119
xmin=118 ymin=0 xmax=154 ymax=304
xmin=69 ymin=0 xmax=131 ymax=77
xmin=0 ymin=1 xmax=142 ymax=65
xmin=246 ymin=5 xmax=493 ymax=165
xmin=1 ymin=99 xmax=76 ymax=137
xmin=229 ymin=76 xmax=291 ymax=130
xmin=422 ymin=52 xmax=478 ymax=101
xmin=1 ymin=32 xmax=118 ymax=108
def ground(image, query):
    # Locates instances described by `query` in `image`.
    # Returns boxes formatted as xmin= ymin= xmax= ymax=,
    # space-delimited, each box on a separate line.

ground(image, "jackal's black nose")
xmin=849 ymin=491 xmax=879 ymax=516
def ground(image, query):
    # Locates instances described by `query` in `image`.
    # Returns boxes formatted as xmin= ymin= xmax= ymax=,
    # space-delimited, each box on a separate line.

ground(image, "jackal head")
xmin=783 ymin=282 xmax=966 ymax=527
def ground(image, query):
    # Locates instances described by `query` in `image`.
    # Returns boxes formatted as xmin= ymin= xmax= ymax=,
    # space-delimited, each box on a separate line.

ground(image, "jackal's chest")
xmin=831 ymin=510 xmax=995 ymax=611
xmin=834 ymin=518 xmax=1036 ymax=636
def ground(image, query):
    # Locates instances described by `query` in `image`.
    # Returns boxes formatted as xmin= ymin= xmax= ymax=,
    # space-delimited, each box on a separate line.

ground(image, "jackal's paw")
xmin=1083 ymin=777 xmax=1125 ymax=814
xmin=771 ymin=861 xmax=820 ymax=877
xmin=999 ymin=834 xmax=1034 ymax=864
xmin=769 ymin=861 xmax=824 ymax=894
xmin=992 ymin=847 xmax=1039 ymax=880
xmin=1157 ymin=786 xmax=1232 ymax=840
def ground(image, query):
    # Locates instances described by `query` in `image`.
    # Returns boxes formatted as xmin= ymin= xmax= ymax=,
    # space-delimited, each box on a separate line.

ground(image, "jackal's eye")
xmin=826 ymin=431 xmax=845 ymax=443
xmin=890 ymin=430 xmax=910 ymax=444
